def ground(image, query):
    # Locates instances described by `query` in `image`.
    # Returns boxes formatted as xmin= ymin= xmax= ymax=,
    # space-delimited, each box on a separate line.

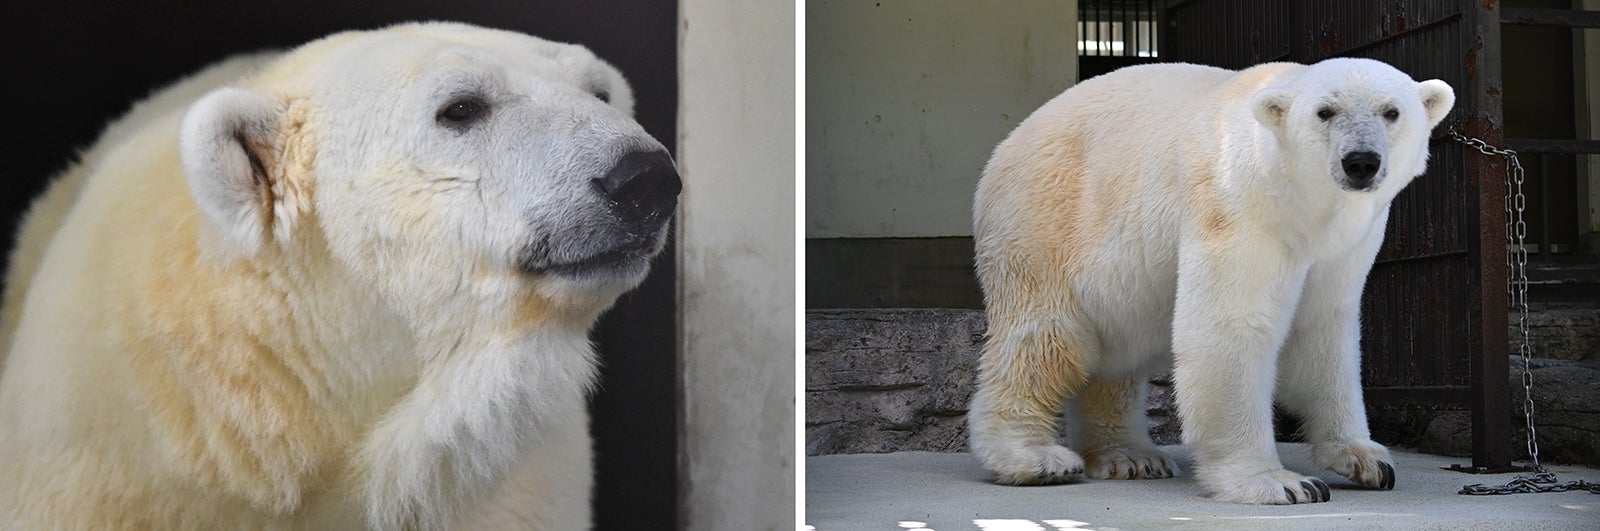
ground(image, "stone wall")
xmin=805 ymin=309 xmax=1181 ymax=456
xmin=809 ymin=309 xmax=1600 ymax=467
xmin=805 ymin=309 xmax=983 ymax=455
xmin=1516 ymin=307 xmax=1600 ymax=363
xmin=1372 ymin=358 xmax=1600 ymax=466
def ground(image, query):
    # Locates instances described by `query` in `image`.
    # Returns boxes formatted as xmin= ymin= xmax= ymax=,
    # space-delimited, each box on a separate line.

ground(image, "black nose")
xmin=1341 ymin=151 xmax=1381 ymax=184
xmin=594 ymin=149 xmax=682 ymax=224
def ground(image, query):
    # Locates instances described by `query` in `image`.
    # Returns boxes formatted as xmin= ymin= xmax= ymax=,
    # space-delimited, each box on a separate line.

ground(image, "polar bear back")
xmin=0 ymin=54 xmax=278 ymax=364
xmin=973 ymin=61 xmax=1320 ymax=377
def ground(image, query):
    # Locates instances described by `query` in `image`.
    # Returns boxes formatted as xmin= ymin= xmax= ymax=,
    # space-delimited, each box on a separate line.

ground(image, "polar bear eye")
xmin=592 ymin=89 xmax=610 ymax=104
xmin=437 ymin=97 xmax=488 ymax=128
xmin=1316 ymin=107 xmax=1336 ymax=121
xmin=1383 ymin=108 xmax=1400 ymax=122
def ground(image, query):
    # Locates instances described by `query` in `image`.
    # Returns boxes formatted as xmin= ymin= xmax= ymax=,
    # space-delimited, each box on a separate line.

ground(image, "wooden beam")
xmin=1501 ymin=7 xmax=1600 ymax=28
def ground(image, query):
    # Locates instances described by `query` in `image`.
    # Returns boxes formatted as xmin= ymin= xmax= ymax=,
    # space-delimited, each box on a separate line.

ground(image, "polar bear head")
xmin=1251 ymin=58 xmax=1454 ymax=196
xmin=178 ymin=22 xmax=679 ymax=322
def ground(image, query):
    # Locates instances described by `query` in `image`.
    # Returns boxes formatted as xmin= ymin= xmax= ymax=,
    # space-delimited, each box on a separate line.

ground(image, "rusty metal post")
xmin=1462 ymin=0 xmax=1512 ymax=470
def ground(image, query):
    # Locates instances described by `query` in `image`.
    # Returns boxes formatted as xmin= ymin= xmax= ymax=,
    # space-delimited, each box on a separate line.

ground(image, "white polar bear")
xmin=968 ymin=58 xmax=1453 ymax=504
xmin=0 ymin=22 xmax=679 ymax=530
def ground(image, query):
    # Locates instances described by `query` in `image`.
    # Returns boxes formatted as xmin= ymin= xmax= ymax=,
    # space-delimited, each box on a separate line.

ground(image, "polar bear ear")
xmin=180 ymin=88 xmax=284 ymax=258
xmin=1251 ymin=88 xmax=1293 ymax=131
xmin=1417 ymin=79 xmax=1455 ymax=128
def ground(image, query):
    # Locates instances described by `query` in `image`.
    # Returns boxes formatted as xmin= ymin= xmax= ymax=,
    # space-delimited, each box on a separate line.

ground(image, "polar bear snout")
xmin=593 ymin=148 xmax=682 ymax=228
xmin=1339 ymin=150 xmax=1382 ymax=190
xmin=515 ymin=147 xmax=679 ymax=278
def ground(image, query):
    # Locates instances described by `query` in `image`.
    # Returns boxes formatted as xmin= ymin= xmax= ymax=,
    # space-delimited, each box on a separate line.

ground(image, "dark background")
xmin=1 ymin=2 xmax=679 ymax=528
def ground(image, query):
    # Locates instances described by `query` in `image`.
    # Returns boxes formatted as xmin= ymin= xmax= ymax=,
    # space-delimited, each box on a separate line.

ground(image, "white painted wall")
xmin=677 ymin=0 xmax=794 ymax=529
xmin=806 ymin=0 xmax=1078 ymax=238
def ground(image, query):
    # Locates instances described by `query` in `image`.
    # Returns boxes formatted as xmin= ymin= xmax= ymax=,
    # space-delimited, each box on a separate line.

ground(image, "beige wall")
xmin=677 ymin=0 xmax=794 ymax=529
xmin=805 ymin=0 xmax=1078 ymax=238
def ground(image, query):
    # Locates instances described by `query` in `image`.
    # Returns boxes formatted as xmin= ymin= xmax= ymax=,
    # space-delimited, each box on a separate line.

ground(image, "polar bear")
xmin=968 ymin=58 xmax=1453 ymax=504
xmin=0 ymin=22 xmax=679 ymax=530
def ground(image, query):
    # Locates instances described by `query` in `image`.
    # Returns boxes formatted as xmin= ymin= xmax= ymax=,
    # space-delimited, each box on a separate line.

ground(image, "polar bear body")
xmin=969 ymin=59 xmax=1453 ymax=504
xmin=0 ymin=23 xmax=677 ymax=529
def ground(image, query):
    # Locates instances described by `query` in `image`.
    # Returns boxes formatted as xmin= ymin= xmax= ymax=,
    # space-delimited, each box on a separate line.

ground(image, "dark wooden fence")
xmin=1160 ymin=0 xmax=1513 ymax=467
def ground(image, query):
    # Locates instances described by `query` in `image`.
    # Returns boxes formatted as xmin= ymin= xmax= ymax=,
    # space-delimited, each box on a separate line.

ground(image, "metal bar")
xmin=1097 ymin=1 xmax=1104 ymax=56
xmin=1146 ymin=0 xmax=1154 ymax=55
xmin=1372 ymin=248 xmax=1470 ymax=266
xmin=1088 ymin=1 xmax=1095 ymax=57
xmin=1500 ymin=7 xmax=1600 ymax=28
xmin=1505 ymin=138 xmax=1600 ymax=154
xmin=1095 ymin=2 xmax=1102 ymax=56
xmin=1539 ymin=154 xmax=1550 ymax=261
xmin=1463 ymin=0 xmax=1513 ymax=470
xmin=1123 ymin=0 xmax=1131 ymax=57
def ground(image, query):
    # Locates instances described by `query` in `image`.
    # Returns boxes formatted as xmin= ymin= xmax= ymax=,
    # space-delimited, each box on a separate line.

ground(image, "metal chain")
xmin=1461 ymin=471 xmax=1600 ymax=495
xmin=1445 ymin=127 xmax=1595 ymax=496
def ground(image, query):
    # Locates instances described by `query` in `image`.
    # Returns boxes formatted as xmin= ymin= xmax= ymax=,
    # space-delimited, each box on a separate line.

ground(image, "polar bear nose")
xmin=1341 ymin=151 xmax=1381 ymax=185
xmin=594 ymin=149 xmax=682 ymax=224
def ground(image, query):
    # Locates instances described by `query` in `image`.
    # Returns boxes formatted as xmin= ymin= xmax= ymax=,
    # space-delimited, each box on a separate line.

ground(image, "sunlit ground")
xmin=801 ymin=514 xmax=1432 ymax=530
xmin=804 ymin=444 xmax=1600 ymax=530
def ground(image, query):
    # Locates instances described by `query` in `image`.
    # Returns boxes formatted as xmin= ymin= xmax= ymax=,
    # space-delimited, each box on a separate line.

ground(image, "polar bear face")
xmin=1251 ymin=58 xmax=1453 ymax=196
xmin=180 ymin=23 xmax=679 ymax=319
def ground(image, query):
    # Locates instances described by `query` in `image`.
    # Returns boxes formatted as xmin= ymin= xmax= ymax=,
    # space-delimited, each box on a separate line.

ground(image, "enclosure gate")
xmin=1161 ymin=0 xmax=1512 ymax=468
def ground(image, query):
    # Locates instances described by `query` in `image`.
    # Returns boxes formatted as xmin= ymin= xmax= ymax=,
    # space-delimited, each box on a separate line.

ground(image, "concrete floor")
xmin=806 ymin=444 xmax=1600 ymax=530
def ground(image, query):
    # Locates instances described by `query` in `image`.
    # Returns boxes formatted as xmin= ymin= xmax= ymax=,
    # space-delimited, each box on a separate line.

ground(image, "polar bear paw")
xmin=1315 ymin=439 xmax=1396 ymax=490
xmin=1083 ymin=445 xmax=1178 ymax=479
xmin=983 ymin=444 xmax=1086 ymax=485
xmin=1205 ymin=468 xmax=1331 ymax=504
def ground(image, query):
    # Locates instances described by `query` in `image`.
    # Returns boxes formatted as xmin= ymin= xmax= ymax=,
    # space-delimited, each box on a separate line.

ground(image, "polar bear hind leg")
xmin=1077 ymin=377 xmax=1178 ymax=479
xmin=967 ymin=309 xmax=1099 ymax=485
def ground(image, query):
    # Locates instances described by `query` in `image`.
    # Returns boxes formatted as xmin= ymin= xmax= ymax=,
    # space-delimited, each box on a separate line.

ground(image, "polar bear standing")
xmin=0 ymin=23 xmax=679 ymax=529
xmin=968 ymin=58 xmax=1453 ymax=504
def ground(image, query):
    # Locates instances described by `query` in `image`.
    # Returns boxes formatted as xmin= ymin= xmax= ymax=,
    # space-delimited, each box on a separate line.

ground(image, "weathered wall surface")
xmin=806 ymin=309 xmax=1182 ymax=456
xmin=805 ymin=0 xmax=1077 ymax=238
xmin=810 ymin=309 xmax=1599 ymax=467
xmin=678 ymin=0 xmax=794 ymax=528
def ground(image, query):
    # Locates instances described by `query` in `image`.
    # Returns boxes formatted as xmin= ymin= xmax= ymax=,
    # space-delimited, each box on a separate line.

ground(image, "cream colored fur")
xmin=969 ymin=58 xmax=1453 ymax=504
xmin=0 ymin=22 xmax=666 ymax=530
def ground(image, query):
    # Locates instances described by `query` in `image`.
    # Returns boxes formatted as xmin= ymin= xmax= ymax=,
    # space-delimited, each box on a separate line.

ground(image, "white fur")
xmin=0 ymin=22 xmax=666 ymax=530
xmin=180 ymin=87 xmax=284 ymax=258
xmin=969 ymin=58 xmax=1453 ymax=504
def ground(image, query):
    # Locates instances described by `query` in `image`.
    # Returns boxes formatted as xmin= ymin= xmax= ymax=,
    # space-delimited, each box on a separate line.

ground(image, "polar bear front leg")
xmin=1172 ymin=243 xmax=1330 ymax=504
xmin=1277 ymin=217 xmax=1395 ymax=491
xmin=359 ymin=332 xmax=597 ymax=530
xmin=1078 ymin=378 xmax=1178 ymax=479
xmin=967 ymin=317 xmax=1097 ymax=485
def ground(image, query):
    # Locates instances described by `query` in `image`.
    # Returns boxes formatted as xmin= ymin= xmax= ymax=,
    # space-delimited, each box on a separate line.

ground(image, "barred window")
xmin=1078 ymin=0 xmax=1159 ymax=57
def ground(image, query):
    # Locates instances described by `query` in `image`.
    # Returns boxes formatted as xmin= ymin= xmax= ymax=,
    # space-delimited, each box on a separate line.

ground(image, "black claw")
xmin=1311 ymin=479 xmax=1330 ymax=501
xmin=1284 ymin=486 xmax=1298 ymax=504
xmin=1379 ymin=461 xmax=1395 ymax=490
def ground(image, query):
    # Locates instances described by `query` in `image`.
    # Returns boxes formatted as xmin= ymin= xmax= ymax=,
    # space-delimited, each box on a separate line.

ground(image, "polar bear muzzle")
xmin=593 ymin=148 xmax=681 ymax=229
xmin=519 ymin=147 xmax=681 ymax=277
xmin=1339 ymin=150 xmax=1381 ymax=191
